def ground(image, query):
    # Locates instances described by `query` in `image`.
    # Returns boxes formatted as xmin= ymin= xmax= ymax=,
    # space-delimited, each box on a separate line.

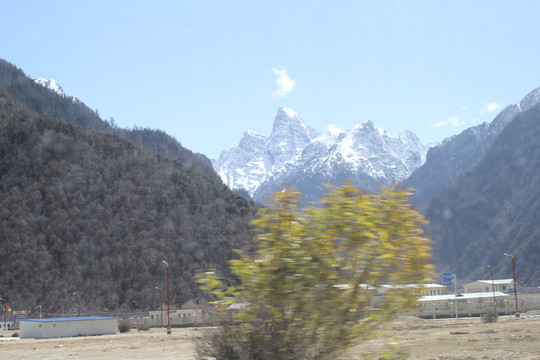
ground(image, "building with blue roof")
xmin=20 ymin=316 xmax=118 ymax=339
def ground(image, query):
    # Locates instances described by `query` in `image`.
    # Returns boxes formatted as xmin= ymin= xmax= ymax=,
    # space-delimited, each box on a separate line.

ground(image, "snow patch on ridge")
xmin=31 ymin=77 xmax=66 ymax=97
xmin=279 ymin=106 xmax=298 ymax=118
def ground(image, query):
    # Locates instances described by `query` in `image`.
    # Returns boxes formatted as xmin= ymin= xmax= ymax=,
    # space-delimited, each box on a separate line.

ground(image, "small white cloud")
xmin=461 ymin=105 xmax=470 ymax=111
xmin=481 ymin=102 xmax=502 ymax=114
xmin=487 ymin=102 xmax=501 ymax=112
xmin=328 ymin=124 xmax=342 ymax=136
xmin=272 ymin=68 xmax=295 ymax=97
xmin=432 ymin=116 xmax=461 ymax=128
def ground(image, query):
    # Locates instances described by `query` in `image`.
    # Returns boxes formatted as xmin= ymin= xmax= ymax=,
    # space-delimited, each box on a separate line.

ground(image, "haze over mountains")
xmin=2 ymin=55 xmax=540 ymax=320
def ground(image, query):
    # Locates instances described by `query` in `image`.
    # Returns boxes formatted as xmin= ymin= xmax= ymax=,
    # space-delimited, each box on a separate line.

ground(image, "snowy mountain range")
xmin=213 ymin=106 xmax=428 ymax=204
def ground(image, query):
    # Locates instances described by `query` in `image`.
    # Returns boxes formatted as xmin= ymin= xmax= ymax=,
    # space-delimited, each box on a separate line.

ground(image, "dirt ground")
xmin=1 ymin=315 xmax=540 ymax=359
xmin=354 ymin=314 xmax=540 ymax=360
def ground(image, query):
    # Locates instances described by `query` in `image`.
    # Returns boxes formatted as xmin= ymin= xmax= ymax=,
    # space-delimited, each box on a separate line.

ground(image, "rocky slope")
xmin=427 ymin=102 xmax=540 ymax=285
xmin=405 ymin=86 xmax=540 ymax=210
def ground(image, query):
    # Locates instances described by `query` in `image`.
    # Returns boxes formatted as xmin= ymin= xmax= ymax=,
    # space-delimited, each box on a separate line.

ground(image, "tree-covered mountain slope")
xmin=0 ymin=58 xmax=218 ymax=181
xmin=0 ymin=86 xmax=257 ymax=314
xmin=427 ymin=103 xmax=540 ymax=285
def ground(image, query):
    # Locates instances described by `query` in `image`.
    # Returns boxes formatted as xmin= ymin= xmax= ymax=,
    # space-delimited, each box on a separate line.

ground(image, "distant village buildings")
xmin=416 ymin=278 xmax=540 ymax=318
xmin=3 ymin=278 xmax=540 ymax=333
xmin=216 ymin=280 xmax=538 ymax=321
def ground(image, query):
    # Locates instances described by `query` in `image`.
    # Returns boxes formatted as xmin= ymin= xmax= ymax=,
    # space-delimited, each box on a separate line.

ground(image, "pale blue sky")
xmin=2 ymin=1 xmax=540 ymax=159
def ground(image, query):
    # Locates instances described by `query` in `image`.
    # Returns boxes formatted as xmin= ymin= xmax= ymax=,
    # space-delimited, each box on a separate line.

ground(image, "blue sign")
xmin=442 ymin=272 xmax=453 ymax=286
xmin=13 ymin=314 xmax=29 ymax=324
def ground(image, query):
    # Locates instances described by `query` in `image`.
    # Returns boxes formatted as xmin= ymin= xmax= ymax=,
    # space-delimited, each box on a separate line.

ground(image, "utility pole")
xmin=454 ymin=273 xmax=458 ymax=319
xmin=163 ymin=261 xmax=171 ymax=334
xmin=73 ymin=292 xmax=81 ymax=317
xmin=504 ymin=253 xmax=519 ymax=316
xmin=0 ymin=298 xmax=6 ymax=330
xmin=487 ymin=265 xmax=497 ymax=316
xmin=155 ymin=287 xmax=163 ymax=326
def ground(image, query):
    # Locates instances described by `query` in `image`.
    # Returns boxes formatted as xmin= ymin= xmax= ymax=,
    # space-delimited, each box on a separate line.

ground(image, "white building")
xmin=20 ymin=316 xmax=118 ymax=339
xmin=418 ymin=292 xmax=510 ymax=318
xmin=464 ymin=279 xmax=515 ymax=293
xmin=148 ymin=307 xmax=203 ymax=326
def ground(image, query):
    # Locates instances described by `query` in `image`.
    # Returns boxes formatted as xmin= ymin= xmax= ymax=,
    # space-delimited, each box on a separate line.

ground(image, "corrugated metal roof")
xmin=472 ymin=279 xmax=514 ymax=285
xmin=418 ymin=291 xmax=509 ymax=302
xmin=381 ymin=283 xmax=447 ymax=289
xmin=226 ymin=303 xmax=250 ymax=310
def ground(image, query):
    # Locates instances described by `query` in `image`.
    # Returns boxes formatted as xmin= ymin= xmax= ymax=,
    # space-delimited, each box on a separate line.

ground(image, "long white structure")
xmin=20 ymin=316 xmax=118 ymax=339
xmin=417 ymin=291 xmax=510 ymax=318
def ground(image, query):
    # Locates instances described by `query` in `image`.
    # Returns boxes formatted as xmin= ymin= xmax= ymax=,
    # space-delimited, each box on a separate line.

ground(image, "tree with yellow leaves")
xmin=198 ymin=184 xmax=433 ymax=359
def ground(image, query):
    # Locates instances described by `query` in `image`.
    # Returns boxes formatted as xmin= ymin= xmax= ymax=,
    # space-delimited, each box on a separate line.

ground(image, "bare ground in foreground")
xmin=1 ymin=314 xmax=540 ymax=359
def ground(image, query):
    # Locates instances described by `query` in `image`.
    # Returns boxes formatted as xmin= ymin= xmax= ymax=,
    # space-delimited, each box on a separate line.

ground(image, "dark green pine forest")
xmin=0 ymin=60 xmax=257 ymax=315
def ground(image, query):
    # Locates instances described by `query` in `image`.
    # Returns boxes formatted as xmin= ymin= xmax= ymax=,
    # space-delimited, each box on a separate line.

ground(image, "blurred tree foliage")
xmin=0 ymin=86 xmax=257 ymax=314
xmin=198 ymin=185 xmax=433 ymax=360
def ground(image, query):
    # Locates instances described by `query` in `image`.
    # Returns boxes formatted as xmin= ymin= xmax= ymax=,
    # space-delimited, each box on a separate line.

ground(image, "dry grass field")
xmin=1 ymin=315 xmax=540 ymax=359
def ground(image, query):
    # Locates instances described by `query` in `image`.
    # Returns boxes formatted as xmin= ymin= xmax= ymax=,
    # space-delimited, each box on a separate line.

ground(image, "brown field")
xmin=1 ymin=315 xmax=540 ymax=359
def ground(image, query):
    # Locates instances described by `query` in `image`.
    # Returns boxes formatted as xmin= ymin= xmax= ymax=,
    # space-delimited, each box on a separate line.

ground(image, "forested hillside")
xmin=0 ymin=86 xmax=257 ymax=314
xmin=0 ymin=59 xmax=218 ymax=181
xmin=427 ymin=103 xmax=540 ymax=285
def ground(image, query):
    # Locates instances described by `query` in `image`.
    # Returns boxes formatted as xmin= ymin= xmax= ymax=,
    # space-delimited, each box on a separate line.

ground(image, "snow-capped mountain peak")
xmin=271 ymin=106 xmax=320 ymax=139
xmin=277 ymin=105 xmax=299 ymax=119
xmin=213 ymin=107 xmax=428 ymax=204
xmin=264 ymin=107 xmax=321 ymax=173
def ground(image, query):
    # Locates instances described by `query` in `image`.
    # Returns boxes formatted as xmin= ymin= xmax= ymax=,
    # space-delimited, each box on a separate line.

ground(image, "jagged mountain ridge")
xmin=405 ymin=86 xmax=540 ymax=210
xmin=213 ymin=106 xmax=428 ymax=204
xmin=214 ymin=107 xmax=320 ymax=197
